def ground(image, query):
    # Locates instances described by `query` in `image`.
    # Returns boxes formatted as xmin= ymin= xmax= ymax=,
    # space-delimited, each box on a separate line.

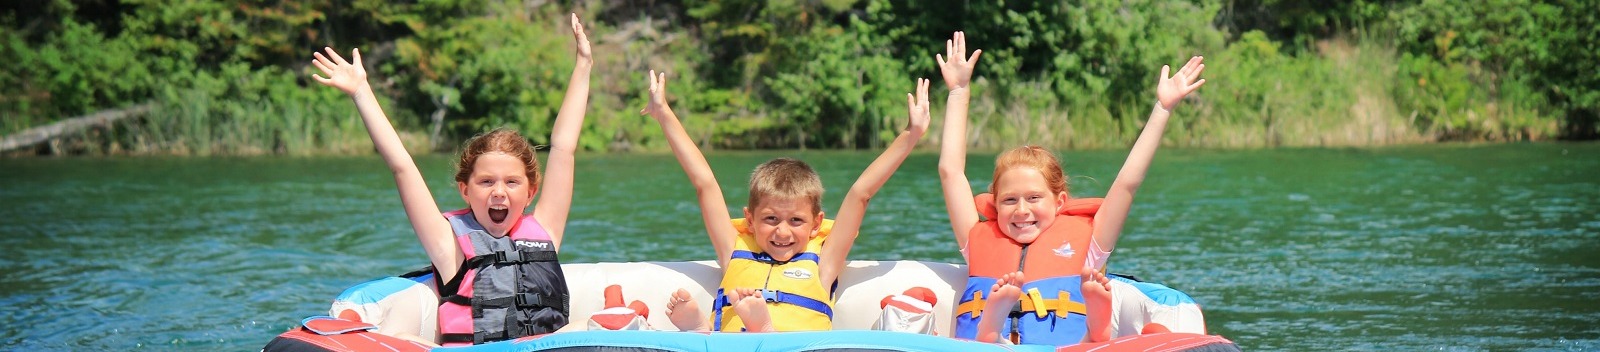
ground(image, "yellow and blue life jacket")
xmin=714 ymin=218 xmax=835 ymax=332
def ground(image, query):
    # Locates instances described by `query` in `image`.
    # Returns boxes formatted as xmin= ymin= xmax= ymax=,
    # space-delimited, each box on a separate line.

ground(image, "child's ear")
xmin=742 ymin=206 xmax=757 ymax=233
xmin=458 ymin=182 xmax=469 ymax=200
xmin=813 ymin=211 xmax=825 ymax=233
xmin=1055 ymin=191 xmax=1070 ymax=211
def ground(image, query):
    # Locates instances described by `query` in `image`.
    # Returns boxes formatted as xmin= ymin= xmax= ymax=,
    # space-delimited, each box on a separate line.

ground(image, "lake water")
xmin=1 ymin=143 xmax=1597 ymax=350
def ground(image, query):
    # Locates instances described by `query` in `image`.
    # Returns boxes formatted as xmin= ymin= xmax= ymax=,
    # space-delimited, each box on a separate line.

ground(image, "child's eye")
xmin=763 ymin=216 xmax=780 ymax=224
xmin=1028 ymin=195 xmax=1042 ymax=201
xmin=1001 ymin=198 xmax=1018 ymax=205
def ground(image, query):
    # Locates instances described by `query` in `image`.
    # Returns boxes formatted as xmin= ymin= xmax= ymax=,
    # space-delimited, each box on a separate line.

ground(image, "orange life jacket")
xmin=953 ymin=193 xmax=1103 ymax=346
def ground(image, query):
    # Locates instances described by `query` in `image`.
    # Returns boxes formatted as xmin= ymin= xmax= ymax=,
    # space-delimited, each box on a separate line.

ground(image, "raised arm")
xmin=1090 ymin=56 xmax=1206 ymax=261
xmin=312 ymin=47 xmax=459 ymax=279
xmin=532 ymin=13 xmax=593 ymax=252
xmin=640 ymin=70 xmax=738 ymax=267
xmin=820 ymin=78 xmax=931 ymax=285
xmin=934 ymin=32 xmax=984 ymax=251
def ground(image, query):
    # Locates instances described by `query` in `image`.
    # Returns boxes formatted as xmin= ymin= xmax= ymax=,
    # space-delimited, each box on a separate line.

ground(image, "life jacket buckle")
xmin=1025 ymin=288 xmax=1048 ymax=319
xmin=514 ymin=292 xmax=544 ymax=307
xmin=758 ymin=289 xmax=781 ymax=303
xmin=494 ymin=250 xmax=522 ymax=263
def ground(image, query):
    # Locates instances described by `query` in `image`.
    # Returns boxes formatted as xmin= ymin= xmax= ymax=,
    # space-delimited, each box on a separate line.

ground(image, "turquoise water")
xmin=1 ymin=143 xmax=1597 ymax=350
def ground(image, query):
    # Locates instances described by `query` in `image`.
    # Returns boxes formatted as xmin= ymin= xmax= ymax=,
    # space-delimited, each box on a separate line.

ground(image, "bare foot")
xmin=976 ymin=271 xmax=1024 ymax=343
xmin=731 ymin=288 xmax=776 ymax=332
xmin=1082 ymin=268 xmax=1113 ymax=342
xmin=666 ymin=288 xmax=707 ymax=331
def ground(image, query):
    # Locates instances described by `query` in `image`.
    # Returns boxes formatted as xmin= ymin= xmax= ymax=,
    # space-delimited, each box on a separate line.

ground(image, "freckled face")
xmin=458 ymin=152 xmax=535 ymax=237
xmin=743 ymin=197 xmax=823 ymax=262
xmin=992 ymin=167 xmax=1064 ymax=244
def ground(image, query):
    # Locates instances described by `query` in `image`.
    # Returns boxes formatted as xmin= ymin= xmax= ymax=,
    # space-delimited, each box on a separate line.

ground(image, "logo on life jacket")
xmin=782 ymin=268 xmax=814 ymax=280
xmin=1053 ymin=243 xmax=1075 ymax=258
xmin=516 ymin=240 xmax=550 ymax=249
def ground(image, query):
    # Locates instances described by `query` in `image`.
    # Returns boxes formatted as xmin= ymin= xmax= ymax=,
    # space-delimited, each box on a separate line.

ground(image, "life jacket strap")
xmin=439 ymin=249 xmax=560 ymax=302
xmin=714 ymin=288 xmax=834 ymax=319
xmin=955 ymin=289 xmax=1086 ymax=319
xmin=441 ymin=292 xmax=569 ymax=318
xmin=442 ymin=294 xmax=472 ymax=307
xmin=439 ymin=320 xmax=542 ymax=345
xmin=439 ymin=333 xmax=475 ymax=344
xmin=463 ymin=249 xmax=557 ymax=266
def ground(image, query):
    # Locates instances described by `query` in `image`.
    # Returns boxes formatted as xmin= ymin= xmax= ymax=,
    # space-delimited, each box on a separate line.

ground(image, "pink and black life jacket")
xmin=436 ymin=209 xmax=569 ymax=345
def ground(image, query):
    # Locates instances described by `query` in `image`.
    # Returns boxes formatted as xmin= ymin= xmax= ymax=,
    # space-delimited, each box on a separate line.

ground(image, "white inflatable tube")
xmin=327 ymin=260 xmax=1204 ymax=342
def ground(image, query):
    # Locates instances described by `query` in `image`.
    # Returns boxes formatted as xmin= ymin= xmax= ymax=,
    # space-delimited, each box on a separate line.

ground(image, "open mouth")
xmin=488 ymin=206 xmax=509 ymax=224
xmin=769 ymin=239 xmax=796 ymax=248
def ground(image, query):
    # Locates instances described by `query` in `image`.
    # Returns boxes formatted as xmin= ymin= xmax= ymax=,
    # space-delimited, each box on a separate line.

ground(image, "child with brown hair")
xmin=309 ymin=14 xmax=594 ymax=346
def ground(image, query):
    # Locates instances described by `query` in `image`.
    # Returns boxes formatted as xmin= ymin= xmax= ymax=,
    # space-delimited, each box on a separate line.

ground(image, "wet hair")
xmin=989 ymin=145 xmax=1069 ymax=196
xmin=454 ymin=129 xmax=540 ymax=186
xmin=748 ymin=157 xmax=824 ymax=214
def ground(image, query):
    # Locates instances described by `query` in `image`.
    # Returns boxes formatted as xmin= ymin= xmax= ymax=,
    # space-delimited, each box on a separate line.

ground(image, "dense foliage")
xmin=2 ymin=0 xmax=1594 ymax=155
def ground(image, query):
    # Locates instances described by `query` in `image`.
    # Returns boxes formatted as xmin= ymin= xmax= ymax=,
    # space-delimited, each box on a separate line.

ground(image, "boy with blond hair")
xmin=639 ymin=70 xmax=934 ymax=332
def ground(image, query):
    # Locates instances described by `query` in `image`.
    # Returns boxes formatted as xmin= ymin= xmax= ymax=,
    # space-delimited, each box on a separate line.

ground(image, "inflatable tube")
xmin=264 ymin=326 xmax=1238 ymax=352
xmin=326 ymin=270 xmax=440 ymax=341
xmin=266 ymin=261 xmax=1226 ymax=351
xmin=474 ymin=330 xmax=1236 ymax=352
xmin=1106 ymin=274 xmax=1207 ymax=336
xmin=262 ymin=316 xmax=431 ymax=352
xmin=556 ymin=260 xmax=971 ymax=334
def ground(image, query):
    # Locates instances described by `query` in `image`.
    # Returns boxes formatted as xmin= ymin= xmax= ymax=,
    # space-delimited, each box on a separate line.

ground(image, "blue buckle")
xmin=757 ymin=289 xmax=780 ymax=303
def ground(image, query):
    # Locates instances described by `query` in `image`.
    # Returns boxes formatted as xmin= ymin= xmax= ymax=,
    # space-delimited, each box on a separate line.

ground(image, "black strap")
xmin=1109 ymin=272 xmax=1143 ymax=282
xmin=490 ymin=249 xmax=559 ymax=264
xmin=399 ymin=266 xmax=435 ymax=279
xmin=440 ymin=321 xmax=534 ymax=344
xmin=454 ymin=250 xmax=557 ymax=275
xmin=437 ymin=266 xmax=470 ymax=304
xmin=438 ymin=249 xmax=559 ymax=302
xmin=439 ymin=333 xmax=474 ymax=344
xmin=442 ymin=294 xmax=472 ymax=307
xmin=466 ymin=326 xmax=537 ymax=345
xmin=445 ymin=291 xmax=567 ymax=320
xmin=478 ymin=292 xmax=560 ymax=309
xmin=1017 ymin=244 xmax=1030 ymax=272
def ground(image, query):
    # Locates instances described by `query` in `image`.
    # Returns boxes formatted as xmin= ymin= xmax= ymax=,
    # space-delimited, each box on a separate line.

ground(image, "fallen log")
xmin=0 ymin=103 xmax=154 ymax=153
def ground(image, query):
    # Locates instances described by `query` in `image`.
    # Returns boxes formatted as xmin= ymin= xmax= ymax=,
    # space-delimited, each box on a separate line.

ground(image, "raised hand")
xmin=311 ymin=47 xmax=368 ymax=95
xmin=570 ymin=13 xmax=593 ymax=65
xmin=935 ymin=31 xmax=983 ymax=91
xmin=905 ymin=78 xmax=931 ymax=134
xmin=1156 ymin=56 xmax=1207 ymax=110
xmin=640 ymin=70 xmax=670 ymax=117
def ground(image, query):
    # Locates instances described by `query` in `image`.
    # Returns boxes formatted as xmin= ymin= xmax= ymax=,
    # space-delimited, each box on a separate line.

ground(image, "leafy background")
xmin=3 ymin=0 xmax=1595 ymax=155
